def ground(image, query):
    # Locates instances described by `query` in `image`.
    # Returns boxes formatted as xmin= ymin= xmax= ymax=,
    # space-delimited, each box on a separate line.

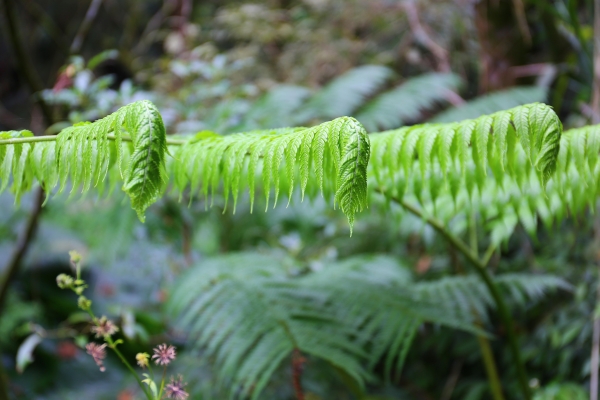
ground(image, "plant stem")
xmin=468 ymin=216 xmax=506 ymax=400
xmin=380 ymin=192 xmax=531 ymax=400
xmin=292 ymin=348 xmax=306 ymax=400
xmin=1 ymin=0 xmax=54 ymax=125
xmin=0 ymin=188 xmax=45 ymax=314
xmin=475 ymin=324 xmax=506 ymax=400
xmin=85 ymin=311 xmax=152 ymax=399
xmin=0 ymin=134 xmax=188 ymax=146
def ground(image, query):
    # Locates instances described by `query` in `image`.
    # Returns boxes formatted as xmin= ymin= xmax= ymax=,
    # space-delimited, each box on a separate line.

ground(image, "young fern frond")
xmin=368 ymin=103 xmax=562 ymax=232
xmin=0 ymin=100 xmax=168 ymax=221
xmin=355 ymin=72 xmax=462 ymax=131
xmin=1 ymin=101 xmax=371 ymax=227
xmin=172 ymin=117 xmax=370 ymax=229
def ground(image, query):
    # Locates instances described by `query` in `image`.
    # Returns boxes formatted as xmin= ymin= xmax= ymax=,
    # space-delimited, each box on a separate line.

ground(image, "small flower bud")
xmin=74 ymin=286 xmax=85 ymax=295
xmin=78 ymin=296 xmax=92 ymax=310
xmin=69 ymin=250 xmax=82 ymax=264
xmin=56 ymin=274 xmax=74 ymax=289
xmin=136 ymin=352 xmax=150 ymax=369
xmin=74 ymin=279 xmax=85 ymax=286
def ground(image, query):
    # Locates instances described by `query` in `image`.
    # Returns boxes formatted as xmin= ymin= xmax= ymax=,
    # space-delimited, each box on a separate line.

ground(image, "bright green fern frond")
xmin=0 ymin=100 xmax=168 ymax=221
xmin=431 ymin=86 xmax=548 ymax=123
xmin=355 ymin=73 xmax=462 ymax=131
xmin=172 ymin=117 xmax=370 ymax=229
xmin=370 ymin=103 xmax=561 ymax=203
xmin=0 ymin=130 xmax=36 ymax=202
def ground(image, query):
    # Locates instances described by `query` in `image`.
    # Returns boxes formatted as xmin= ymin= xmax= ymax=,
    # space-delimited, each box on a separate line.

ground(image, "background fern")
xmin=168 ymin=252 xmax=569 ymax=399
xmin=432 ymin=86 xmax=548 ymax=123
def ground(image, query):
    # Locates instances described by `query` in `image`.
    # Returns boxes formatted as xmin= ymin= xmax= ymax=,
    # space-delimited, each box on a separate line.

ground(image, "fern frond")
xmin=295 ymin=65 xmax=393 ymax=122
xmin=355 ymin=73 xmax=462 ymax=131
xmin=431 ymin=86 xmax=547 ymax=123
xmin=172 ymin=117 xmax=370 ymax=229
xmin=415 ymin=273 xmax=570 ymax=324
xmin=369 ymin=103 xmax=561 ymax=202
xmin=296 ymin=255 xmax=484 ymax=377
xmin=167 ymin=253 xmax=372 ymax=400
xmin=0 ymin=100 xmax=168 ymax=221
xmin=238 ymin=85 xmax=311 ymax=130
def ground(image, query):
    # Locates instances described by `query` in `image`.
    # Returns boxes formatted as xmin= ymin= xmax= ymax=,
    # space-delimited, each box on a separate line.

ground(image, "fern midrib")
xmin=135 ymin=105 xmax=157 ymax=205
xmin=0 ymin=133 xmax=187 ymax=146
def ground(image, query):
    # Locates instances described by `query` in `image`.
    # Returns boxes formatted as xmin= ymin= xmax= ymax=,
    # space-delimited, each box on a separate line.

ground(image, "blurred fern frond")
xmin=294 ymin=65 xmax=393 ymax=122
xmin=237 ymin=85 xmax=312 ymax=131
xmin=172 ymin=116 xmax=370 ymax=228
xmin=0 ymin=100 xmax=167 ymax=221
xmin=355 ymin=73 xmax=462 ymax=131
xmin=431 ymin=86 xmax=547 ymax=123
xmin=167 ymin=253 xmax=373 ymax=400
xmin=415 ymin=273 xmax=571 ymax=324
xmin=169 ymin=253 xmax=568 ymax=398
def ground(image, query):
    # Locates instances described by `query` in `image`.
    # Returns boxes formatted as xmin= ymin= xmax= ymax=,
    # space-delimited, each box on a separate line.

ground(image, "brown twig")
xmin=0 ymin=189 xmax=45 ymax=313
xmin=402 ymin=0 xmax=450 ymax=72
xmin=292 ymin=348 xmax=306 ymax=400
xmin=70 ymin=0 xmax=104 ymax=54
xmin=440 ymin=360 xmax=463 ymax=400
xmin=511 ymin=0 xmax=531 ymax=46
xmin=1 ymin=0 xmax=54 ymax=125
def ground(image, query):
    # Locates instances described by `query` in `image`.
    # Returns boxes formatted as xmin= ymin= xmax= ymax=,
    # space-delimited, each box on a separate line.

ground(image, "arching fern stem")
xmin=376 ymin=190 xmax=531 ymax=400
xmin=0 ymin=134 xmax=188 ymax=147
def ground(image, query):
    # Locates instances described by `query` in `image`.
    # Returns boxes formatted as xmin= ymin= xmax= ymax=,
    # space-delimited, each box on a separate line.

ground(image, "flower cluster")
xmin=91 ymin=316 xmax=119 ymax=338
xmin=138 ymin=343 xmax=188 ymax=399
xmin=85 ymin=342 xmax=107 ymax=372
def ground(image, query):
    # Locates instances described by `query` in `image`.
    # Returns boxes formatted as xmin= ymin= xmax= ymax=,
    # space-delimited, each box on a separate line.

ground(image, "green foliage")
xmin=295 ymin=65 xmax=393 ymax=122
xmin=173 ymin=116 xmax=370 ymax=229
xmin=356 ymin=72 xmax=461 ymax=131
xmin=167 ymin=253 xmax=466 ymax=399
xmin=369 ymin=103 xmax=563 ymax=239
xmin=1 ymin=102 xmax=370 ymax=228
xmin=533 ymin=382 xmax=588 ymax=400
xmin=0 ymin=100 xmax=167 ymax=221
xmin=432 ymin=86 xmax=548 ymax=123
xmin=416 ymin=273 xmax=571 ymax=324
xmin=168 ymin=253 xmax=568 ymax=399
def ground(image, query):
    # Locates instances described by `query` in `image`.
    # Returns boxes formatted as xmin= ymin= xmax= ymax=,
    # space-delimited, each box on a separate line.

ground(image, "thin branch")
xmin=402 ymin=0 xmax=450 ymax=72
xmin=0 ymin=188 xmax=45 ymax=314
xmin=440 ymin=360 xmax=463 ymax=400
xmin=376 ymin=190 xmax=532 ymax=400
xmin=70 ymin=0 xmax=104 ymax=54
xmin=292 ymin=348 xmax=306 ymax=400
xmin=511 ymin=0 xmax=531 ymax=46
xmin=1 ymin=0 xmax=54 ymax=125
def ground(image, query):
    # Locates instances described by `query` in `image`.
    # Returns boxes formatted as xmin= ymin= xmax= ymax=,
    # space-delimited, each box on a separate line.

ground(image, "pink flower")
xmin=165 ymin=375 xmax=189 ymax=399
xmin=91 ymin=316 xmax=119 ymax=338
xmin=85 ymin=342 xmax=107 ymax=372
xmin=151 ymin=343 xmax=176 ymax=366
